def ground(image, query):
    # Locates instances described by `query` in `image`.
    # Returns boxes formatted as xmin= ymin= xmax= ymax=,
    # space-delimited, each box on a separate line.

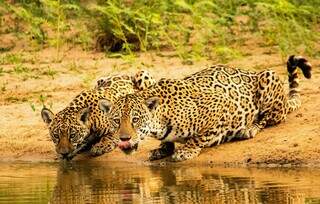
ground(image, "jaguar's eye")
xmin=132 ymin=117 xmax=139 ymax=124
xmin=70 ymin=133 xmax=76 ymax=139
xmin=52 ymin=131 xmax=59 ymax=139
xmin=113 ymin=118 xmax=120 ymax=124
xmin=53 ymin=134 xmax=59 ymax=139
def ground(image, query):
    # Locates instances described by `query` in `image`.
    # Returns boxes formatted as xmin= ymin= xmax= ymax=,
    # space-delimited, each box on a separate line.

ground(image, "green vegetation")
xmin=29 ymin=94 xmax=53 ymax=112
xmin=0 ymin=53 xmax=24 ymax=65
xmin=0 ymin=0 xmax=319 ymax=63
xmin=41 ymin=67 xmax=58 ymax=79
xmin=13 ymin=64 xmax=30 ymax=74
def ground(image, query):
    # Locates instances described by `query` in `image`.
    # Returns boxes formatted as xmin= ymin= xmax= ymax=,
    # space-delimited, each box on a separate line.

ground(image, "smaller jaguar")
xmin=41 ymin=71 xmax=155 ymax=160
xmin=99 ymin=55 xmax=312 ymax=162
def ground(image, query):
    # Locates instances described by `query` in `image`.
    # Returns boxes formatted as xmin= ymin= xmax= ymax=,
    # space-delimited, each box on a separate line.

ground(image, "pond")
xmin=0 ymin=161 xmax=319 ymax=204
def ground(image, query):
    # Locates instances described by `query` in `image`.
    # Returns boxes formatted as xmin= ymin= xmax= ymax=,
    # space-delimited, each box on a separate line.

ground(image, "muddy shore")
xmin=1 ymin=48 xmax=320 ymax=166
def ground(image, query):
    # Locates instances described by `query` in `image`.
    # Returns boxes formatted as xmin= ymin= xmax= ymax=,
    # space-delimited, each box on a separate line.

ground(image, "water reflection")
xmin=0 ymin=162 xmax=320 ymax=203
xmin=51 ymin=162 xmax=320 ymax=204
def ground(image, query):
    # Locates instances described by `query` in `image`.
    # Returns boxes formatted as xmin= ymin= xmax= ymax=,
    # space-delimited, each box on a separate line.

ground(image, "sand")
xmin=1 ymin=47 xmax=320 ymax=166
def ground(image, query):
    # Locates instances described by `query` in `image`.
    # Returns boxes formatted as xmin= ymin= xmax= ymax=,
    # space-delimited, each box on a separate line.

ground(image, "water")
xmin=0 ymin=162 xmax=319 ymax=204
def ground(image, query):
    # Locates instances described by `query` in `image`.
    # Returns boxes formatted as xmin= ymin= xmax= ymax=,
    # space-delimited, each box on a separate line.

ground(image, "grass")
xmin=11 ymin=64 xmax=43 ymax=81
xmin=13 ymin=64 xmax=30 ymax=74
xmin=41 ymin=67 xmax=58 ymax=79
xmin=0 ymin=62 xmax=59 ymax=80
xmin=0 ymin=0 xmax=319 ymax=64
xmin=213 ymin=46 xmax=242 ymax=63
xmin=0 ymin=53 xmax=24 ymax=65
xmin=29 ymin=94 xmax=53 ymax=112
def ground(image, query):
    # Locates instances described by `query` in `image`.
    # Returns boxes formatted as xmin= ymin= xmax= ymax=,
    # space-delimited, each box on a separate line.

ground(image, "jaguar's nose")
xmin=120 ymin=134 xmax=131 ymax=141
xmin=60 ymin=153 xmax=69 ymax=159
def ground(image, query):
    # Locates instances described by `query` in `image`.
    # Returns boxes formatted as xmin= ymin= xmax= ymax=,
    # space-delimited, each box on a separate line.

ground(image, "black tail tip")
xmin=287 ymin=55 xmax=312 ymax=79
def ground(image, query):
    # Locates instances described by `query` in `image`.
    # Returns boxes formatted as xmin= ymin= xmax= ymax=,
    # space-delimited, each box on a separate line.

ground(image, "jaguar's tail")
xmin=286 ymin=55 xmax=312 ymax=113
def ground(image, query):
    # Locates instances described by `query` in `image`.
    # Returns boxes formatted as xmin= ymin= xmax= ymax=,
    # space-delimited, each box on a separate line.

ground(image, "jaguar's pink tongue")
xmin=118 ymin=141 xmax=131 ymax=150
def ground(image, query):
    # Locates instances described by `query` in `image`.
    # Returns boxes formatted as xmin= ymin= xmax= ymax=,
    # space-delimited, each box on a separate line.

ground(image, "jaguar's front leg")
xmin=89 ymin=135 xmax=118 ymax=157
xmin=171 ymin=137 xmax=204 ymax=162
xmin=149 ymin=142 xmax=175 ymax=161
xmin=236 ymin=123 xmax=264 ymax=140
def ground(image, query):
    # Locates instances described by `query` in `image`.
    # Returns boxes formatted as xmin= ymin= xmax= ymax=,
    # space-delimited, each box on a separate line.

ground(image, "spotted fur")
xmin=132 ymin=70 xmax=156 ymax=91
xmin=101 ymin=55 xmax=312 ymax=162
xmin=41 ymin=72 xmax=156 ymax=160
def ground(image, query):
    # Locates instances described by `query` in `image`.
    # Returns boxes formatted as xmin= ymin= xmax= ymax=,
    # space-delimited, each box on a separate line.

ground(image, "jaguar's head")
xmin=100 ymin=94 xmax=170 ymax=155
xmin=41 ymin=107 xmax=91 ymax=159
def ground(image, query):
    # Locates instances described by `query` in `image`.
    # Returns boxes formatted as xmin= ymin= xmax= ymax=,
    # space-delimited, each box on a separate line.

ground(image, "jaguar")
xmin=41 ymin=71 xmax=156 ymax=160
xmin=99 ymin=55 xmax=312 ymax=162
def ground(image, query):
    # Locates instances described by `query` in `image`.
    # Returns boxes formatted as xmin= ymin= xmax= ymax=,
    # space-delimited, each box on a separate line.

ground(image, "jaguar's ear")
xmin=41 ymin=108 xmax=54 ymax=125
xmin=98 ymin=99 xmax=113 ymax=114
xmin=79 ymin=108 xmax=90 ymax=124
xmin=145 ymin=96 xmax=160 ymax=111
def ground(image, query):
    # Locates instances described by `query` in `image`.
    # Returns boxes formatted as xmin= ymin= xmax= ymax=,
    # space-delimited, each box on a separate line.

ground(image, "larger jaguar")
xmin=41 ymin=71 xmax=156 ymax=160
xmin=99 ymin=55 xmax=312 ymax=162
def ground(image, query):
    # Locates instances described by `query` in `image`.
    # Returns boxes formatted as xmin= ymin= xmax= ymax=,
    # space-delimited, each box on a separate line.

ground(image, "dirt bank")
xmin=0 ymin=47 xmax=320 ymax=166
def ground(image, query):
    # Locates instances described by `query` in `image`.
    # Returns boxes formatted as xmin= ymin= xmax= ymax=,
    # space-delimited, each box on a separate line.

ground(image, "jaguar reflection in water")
xmin=1 ymin=162 xmax=320 ymax=203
